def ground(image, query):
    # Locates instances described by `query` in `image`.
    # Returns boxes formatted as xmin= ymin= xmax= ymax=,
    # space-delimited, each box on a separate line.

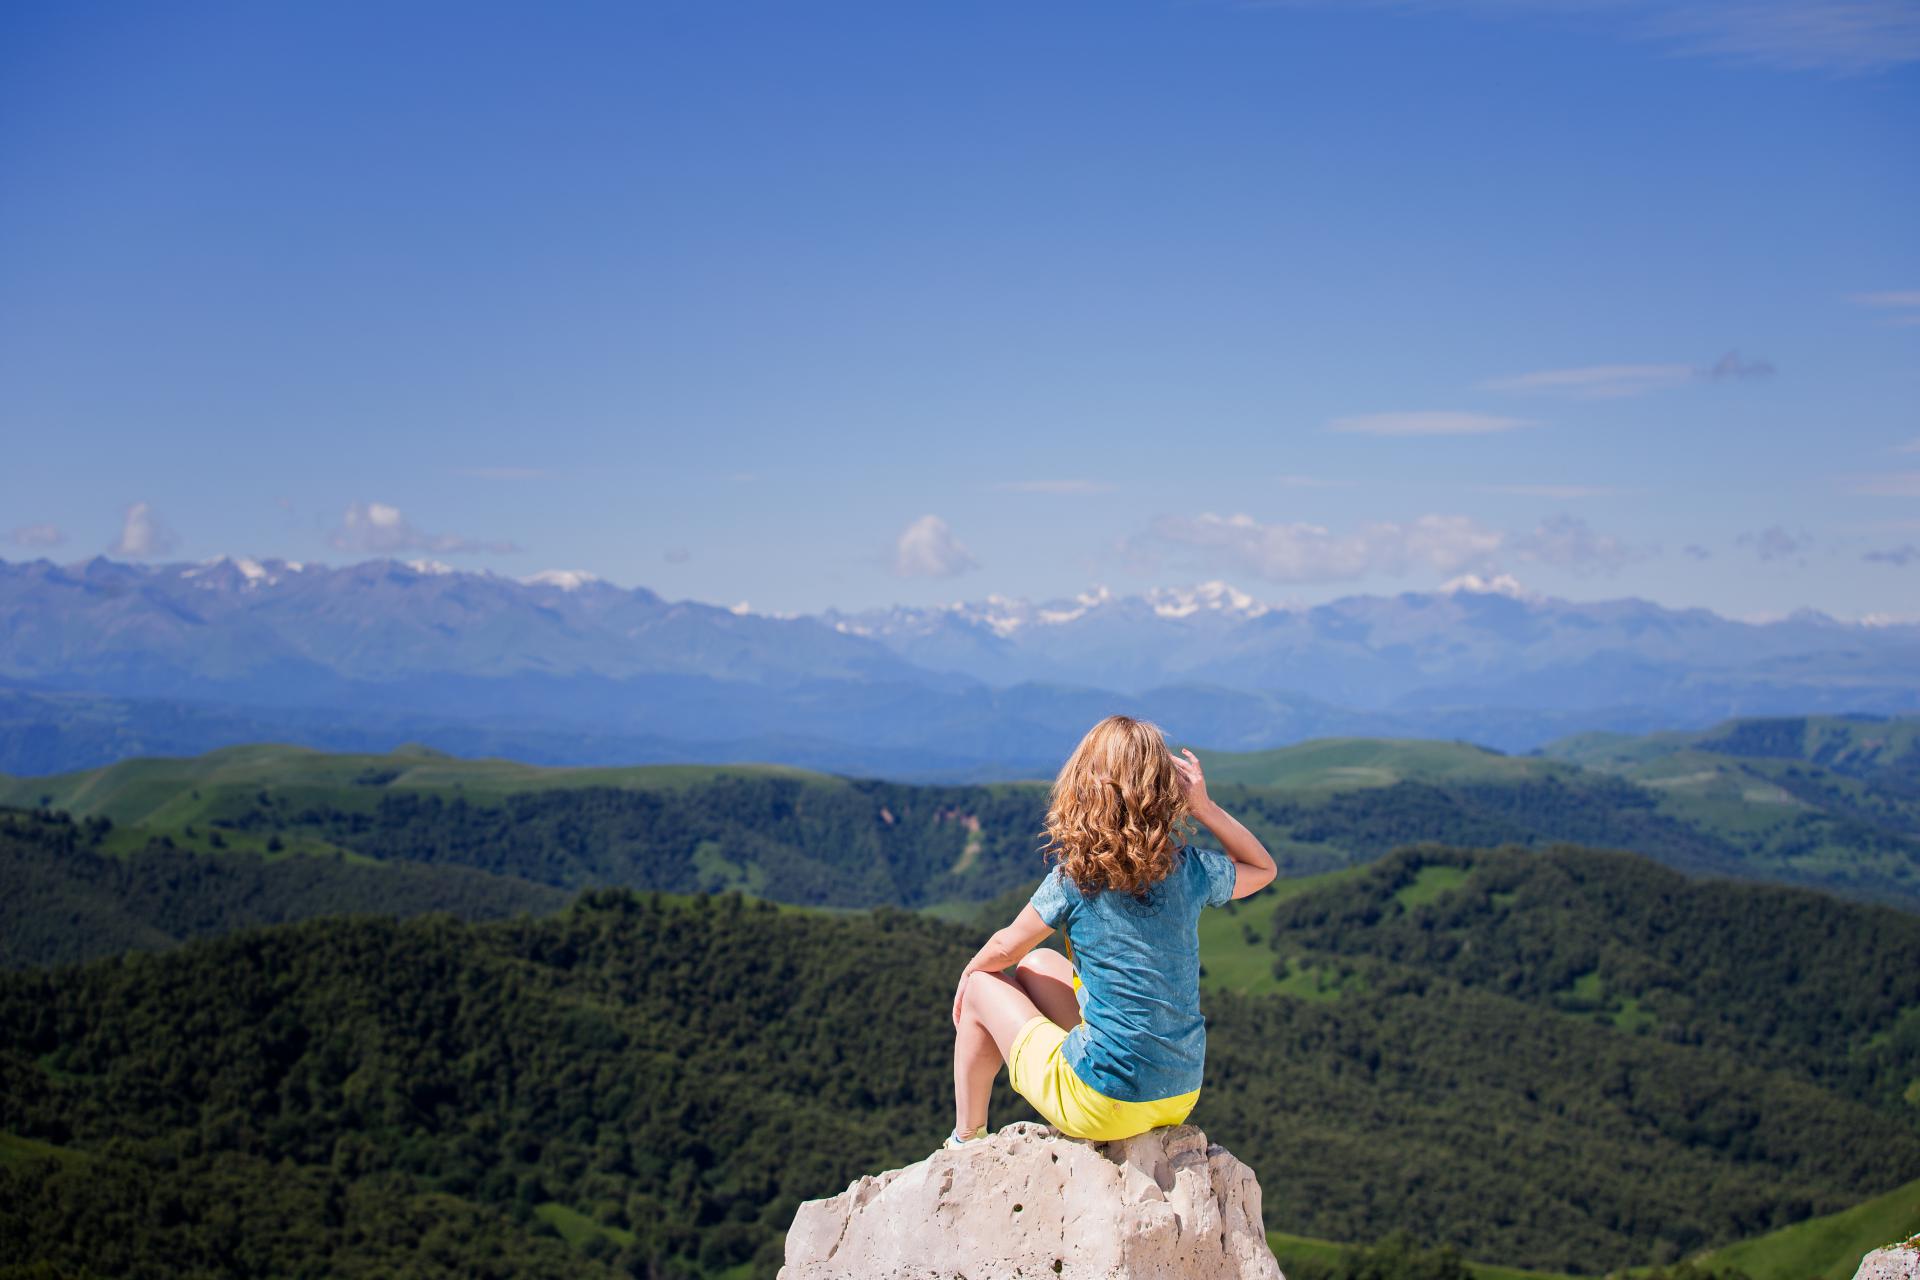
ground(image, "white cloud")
xmin=1138 ymin=510 xmax=1645 ymax=583
xmin=327 ymin=501 xmax=519 ymax=555
xmin=893 ymin=515 xmax=979 ymax=578
xmin=1327 ymin=411 xmax=1538 ymax=437
xmin=109 ymin=502 xmax=179 ymax=559
xmin=8 ymin=522 xmax=64 ymax=549
xmin=993 ymin=479 xmax=1116 ymax=495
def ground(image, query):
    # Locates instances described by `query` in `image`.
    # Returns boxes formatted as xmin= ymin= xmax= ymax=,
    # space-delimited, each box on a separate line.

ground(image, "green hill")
xmin=6 ymin=715 xmax=1920 ymax=975
xmin=1690 ymin=1176 xmax=1920 ymax=1280
xmin=1195 ymin=737 xmax=1577 ymax=790
xmin=3 ymin=848 xmax=1918 ymax=1279
xmin=1535 ymin=715 xmax=1920 ymax=906
xmin=0 ymin=741 xmax=823 ymax=828
xmin=1540 ymin=714 xmax=1920 ymax=777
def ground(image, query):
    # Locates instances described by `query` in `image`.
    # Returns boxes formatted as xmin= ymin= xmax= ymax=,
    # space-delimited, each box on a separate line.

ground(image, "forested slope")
xmin=2 ymin=856 xmax=1917 ymax=1278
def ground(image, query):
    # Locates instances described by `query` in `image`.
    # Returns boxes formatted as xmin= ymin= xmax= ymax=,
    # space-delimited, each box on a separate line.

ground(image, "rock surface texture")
xmin=780 ymin=1122 xmax=1285 ymax=1280
xmin=1854 ymin=1236 xmax=1920 ymax=1280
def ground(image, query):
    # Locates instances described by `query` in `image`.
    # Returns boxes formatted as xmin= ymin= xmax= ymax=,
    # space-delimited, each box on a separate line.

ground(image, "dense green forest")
xmin=0 ymin=809 xmax=564 ymax=969
xmin=3 ymin=847 xmax=1918 ymax=1278
xmin=1249 ymin=845 xmax=1920 ymax=1112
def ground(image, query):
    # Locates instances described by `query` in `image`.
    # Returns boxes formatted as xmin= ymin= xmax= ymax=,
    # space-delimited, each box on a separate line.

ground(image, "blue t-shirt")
xmin=1025 ymin=843 xmax=1238 ymax=1104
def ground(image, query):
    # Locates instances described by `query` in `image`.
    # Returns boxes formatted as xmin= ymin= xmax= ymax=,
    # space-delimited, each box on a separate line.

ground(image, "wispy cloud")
xmin=1246 ymin=1 xmax=1920 ymax=74
xmin=1328 ymin=411 xmax=1538 ymax=437
xmin=1132 ymin=510 xmax=1643 ymax=583
xmin=109 ymin=502 xmax=179 ymax=559
xmin=893 ymin=515 xmax=978 ymax=578
xmin=1704 ymin=351 xmax=1775 ymax=381
xmin=1480 ymin=364 xmax=1694 ymax=398
xmin=1849 ymin=472 xmax=1920 ymax=497
xmin=1481 ymin=351 xmax=1772 ymax=399
xmin=1683 ymin=543 xmax=1713 ymax=560
xmin=1507 ymin=514 xmax=1645 ymax=575
xmin=1640 ymin=1 xmax=1920 ymax=73
xmin=1898 ymin=438 xmax=1920 ymax=454
xmin=1736 ymin=524 xmax=1813 ymax=561
xmin=454 ymin=466 xmax=547 ymax=480
xmin=993 ymin=479 xmax=1117 ymax=495
xmin=1140 ymin=512 xmax=1502 ymax=582
xmin=1865 ymin=544 xmax=1919 ymax=566
xmin=327 ymin=501 xmax=519 ymax=555
xmin=664 ymin=546 xmax=691 ymax=564
xmin=1475 ymin=483 xmax=1634 ymax=499
xmin=8 ymin=522 xmax=64 ymax=549
xmin=1851 ymin=291 xmax=1920 ymax=325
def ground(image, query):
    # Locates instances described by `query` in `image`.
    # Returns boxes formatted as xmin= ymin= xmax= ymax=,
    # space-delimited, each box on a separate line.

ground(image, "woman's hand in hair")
xmin=1172 ymin=748 xmax=1213 ymax=815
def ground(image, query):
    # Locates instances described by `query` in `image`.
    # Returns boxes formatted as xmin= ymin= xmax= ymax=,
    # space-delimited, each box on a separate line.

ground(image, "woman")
xmin=945 ymin=714 xmax=1277 ymax=1148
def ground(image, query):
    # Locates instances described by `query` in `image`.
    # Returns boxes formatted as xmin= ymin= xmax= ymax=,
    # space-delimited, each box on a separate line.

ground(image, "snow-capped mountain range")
xmin=2 ymin=555 xmax=1915 ymax=778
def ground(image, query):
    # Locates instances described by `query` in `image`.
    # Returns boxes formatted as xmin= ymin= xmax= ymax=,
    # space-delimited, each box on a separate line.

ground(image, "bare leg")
xmin=952 ymin=970 xmax=1045 ymax=1136
xmin=1011 ymin=948 xmax=1081 ymax=1031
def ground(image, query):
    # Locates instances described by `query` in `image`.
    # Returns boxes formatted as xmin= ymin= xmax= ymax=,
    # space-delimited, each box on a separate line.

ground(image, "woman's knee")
xmin=1015 ymin=948 xmax=1073 ymax=982
xmin=959 ymin=968 xmax=1008 ymax=1016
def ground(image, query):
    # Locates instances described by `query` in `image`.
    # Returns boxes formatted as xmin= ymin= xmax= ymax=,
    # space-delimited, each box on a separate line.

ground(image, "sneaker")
xmin=941 ymin=1124 xmax=987 ymax=1152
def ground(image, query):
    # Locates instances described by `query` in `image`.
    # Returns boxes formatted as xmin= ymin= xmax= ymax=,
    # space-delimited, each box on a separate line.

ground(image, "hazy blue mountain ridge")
xmin=3 ymin=556 xmax=1915 ymax=777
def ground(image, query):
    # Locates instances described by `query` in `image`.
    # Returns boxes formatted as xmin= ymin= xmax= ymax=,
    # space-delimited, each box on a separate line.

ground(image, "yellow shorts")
xmin=1007 ymin=1015 xmax=1199 ymax=1142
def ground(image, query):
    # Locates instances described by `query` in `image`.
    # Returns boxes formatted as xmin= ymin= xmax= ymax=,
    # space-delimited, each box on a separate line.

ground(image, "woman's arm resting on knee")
xmin=952 ymin=905 xmax=1053 ymax=1025
xmin=1173 ymin=748 xmax=1277 ymax=899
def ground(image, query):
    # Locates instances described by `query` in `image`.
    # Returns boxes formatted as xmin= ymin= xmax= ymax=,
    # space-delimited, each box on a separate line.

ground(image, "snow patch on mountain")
xmin=523 ymin=569 xmax=600 ymax=591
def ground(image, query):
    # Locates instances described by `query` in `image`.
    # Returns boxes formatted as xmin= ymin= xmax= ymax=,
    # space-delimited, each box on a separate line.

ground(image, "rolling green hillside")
xmin=1535 ymin=715 xmax=1920 ymax=908
xmin=3 ymin=850 xmax=1919 ymax=1279
xmin=1193 ymin=737 xmax=1579 ymax=790
xmin=6 ymin=715 xmax=1920 ymax=974
xmin=0 ymin=741 xmax=823 ymax=827
xmin=1541 ymin=714 xmax=1920 ymax=777
xmin=1690 ymin=1177 xmax=1920 ymax=1280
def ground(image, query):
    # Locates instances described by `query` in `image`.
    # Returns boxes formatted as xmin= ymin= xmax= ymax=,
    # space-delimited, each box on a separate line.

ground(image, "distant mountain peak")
xmin=522 ymin=569 xmax=601 ymax=591
xmin=1439 ymin=572 xmax=1534 ymax=600
xmin=1143 ymin=580 xmax=1273 ymax=620
xmin=180 ymin=556 xmax=306 ymax=590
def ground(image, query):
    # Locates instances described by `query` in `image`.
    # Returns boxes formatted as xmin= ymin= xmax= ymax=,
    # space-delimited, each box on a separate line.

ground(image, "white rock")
xmin=1854 ymin=1236 xmax=1920 ymax=1280
xmin=780 ymin=1121 xmax=1284 ymax=1280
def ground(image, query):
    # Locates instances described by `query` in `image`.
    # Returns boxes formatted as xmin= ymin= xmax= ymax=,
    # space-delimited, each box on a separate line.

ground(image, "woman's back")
xmin=1027 ymin=842 xmax=1238 ymax=1103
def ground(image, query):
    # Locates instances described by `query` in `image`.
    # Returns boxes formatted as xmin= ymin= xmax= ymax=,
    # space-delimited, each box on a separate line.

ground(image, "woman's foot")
xmin=941 ymin=1124 xmax=987 ymax=1152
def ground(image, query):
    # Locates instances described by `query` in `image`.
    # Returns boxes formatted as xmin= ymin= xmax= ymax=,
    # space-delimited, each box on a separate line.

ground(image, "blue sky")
xmin=1 ymin=0 xmax=1914 ymax=620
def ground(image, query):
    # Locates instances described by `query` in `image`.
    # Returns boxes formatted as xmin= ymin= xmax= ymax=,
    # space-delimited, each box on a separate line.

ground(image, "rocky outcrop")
xmin=1854 ymin=1236 xmax=1920 ymax=1280
xmin=780 ymin=1121 xmax=1284 ymax=1279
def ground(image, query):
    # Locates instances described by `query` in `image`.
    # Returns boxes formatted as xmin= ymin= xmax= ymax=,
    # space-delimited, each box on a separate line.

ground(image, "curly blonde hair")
xmin=1041 ymin=715 xmax=1190 ymax=899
